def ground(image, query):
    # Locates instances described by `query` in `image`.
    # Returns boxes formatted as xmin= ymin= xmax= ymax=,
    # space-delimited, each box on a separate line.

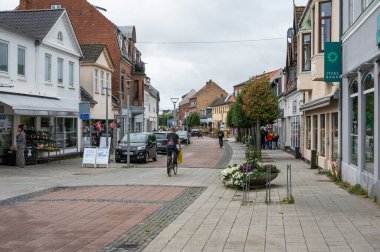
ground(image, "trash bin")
xmin=3 ymin=149 xmax=16 ymax=166
xmin=295 ymin=147 xmax=301 ymax=159
xmin=311 ymin=150 xmax=317 ymax=169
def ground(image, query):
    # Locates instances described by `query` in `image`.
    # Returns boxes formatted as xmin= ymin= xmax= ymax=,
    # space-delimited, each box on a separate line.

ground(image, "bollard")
xmin=265 ymin=165 xmax=271 ymax=204
xmin=242 ymin=164 xmax=250 ymax=205
xmin=286 ymin=164 xmax=293 ymax=202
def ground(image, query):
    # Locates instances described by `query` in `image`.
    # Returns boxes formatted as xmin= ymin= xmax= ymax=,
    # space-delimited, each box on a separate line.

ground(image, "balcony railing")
xmin=134 ymin=62 xmax=145 ymax=74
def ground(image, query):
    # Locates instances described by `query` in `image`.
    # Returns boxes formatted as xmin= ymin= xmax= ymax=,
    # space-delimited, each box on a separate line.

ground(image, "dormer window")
xmin=57 ymin=31 xmax=63 ymax=43
xmin=51 ymin=4 xmax=61 ymax=9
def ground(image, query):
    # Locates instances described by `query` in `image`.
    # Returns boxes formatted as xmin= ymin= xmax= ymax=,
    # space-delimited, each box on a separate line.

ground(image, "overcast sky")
xmin=0 ymin=0 xmax=308 ymax=110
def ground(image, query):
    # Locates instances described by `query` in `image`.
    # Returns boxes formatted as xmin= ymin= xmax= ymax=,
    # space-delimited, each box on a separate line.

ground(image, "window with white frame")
xmin=45 ymin=54 xmax=52 ymax=82
xmin=320 ymin=114 xmax=325 ymax=157
xmin=319 ymin=1 xmax=332 ymax=52
xmin=348 ymin=0 xmax=354 ymax=26
xmin=106 ymin=73 xmax=110 ymax=96
xmin=69 ymin=62 xmax=74 ymax=86
xmin=302 ymin=33 xmax=311 ymax=71
xmin=94 ymin=69 xmax=99 ymax=93
xmin=57 ymin=58 xmax=63 ymax=84
xmin=363 ymin=73 xmax=374 ymax=174
xmin=57 ymin=31 xmax=63 ymax=43
xmin=306 ymin=116 xmax=311 ymax=150
xmin=18 ymin=46 xmax=25 ymax=77
xmin=350 ymin=81 xmax=358 ymax=166
xmin=100 ymin=71 xmax=105 ymax=94
xmin=0 ymin=41 xmax=8 ymax=73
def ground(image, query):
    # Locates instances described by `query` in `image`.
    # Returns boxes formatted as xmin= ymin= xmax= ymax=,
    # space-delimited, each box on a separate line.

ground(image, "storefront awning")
xmin=299 ymin=93 xmax=335 ymax=112
xmin=0 ymin=93 xmax=79 ymax=116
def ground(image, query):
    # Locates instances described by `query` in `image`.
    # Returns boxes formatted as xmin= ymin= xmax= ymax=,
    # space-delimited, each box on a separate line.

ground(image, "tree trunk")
xmin=256 ymin=118 xmax=261 ymax=151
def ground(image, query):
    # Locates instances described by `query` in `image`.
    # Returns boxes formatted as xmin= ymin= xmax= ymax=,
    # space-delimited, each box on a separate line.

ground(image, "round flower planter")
xmin=249 ymin=172 xmax=278 ymax=187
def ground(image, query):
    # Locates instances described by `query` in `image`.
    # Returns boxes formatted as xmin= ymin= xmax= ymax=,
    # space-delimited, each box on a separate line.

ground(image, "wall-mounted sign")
xmin=324 ymin=42 xmax=342 ymax=82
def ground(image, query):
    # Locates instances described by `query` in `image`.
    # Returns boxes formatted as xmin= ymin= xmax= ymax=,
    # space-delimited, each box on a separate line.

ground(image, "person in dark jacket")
xmin=16 ymin=124 xmax=26 ymax=168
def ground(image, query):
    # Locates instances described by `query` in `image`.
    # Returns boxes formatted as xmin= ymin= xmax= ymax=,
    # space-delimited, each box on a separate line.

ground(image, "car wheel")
xmin=145 ymin=153 xmax=149 ymax=163
xmin=153 ymin=151 xmax=158 ymax=161
xmin=115 ymin=158 xmax=121 ymax=163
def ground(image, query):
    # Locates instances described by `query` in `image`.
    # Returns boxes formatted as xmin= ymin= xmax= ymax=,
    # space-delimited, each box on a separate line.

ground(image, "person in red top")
xmin=267 ymin=131 xmax=273 ymax=150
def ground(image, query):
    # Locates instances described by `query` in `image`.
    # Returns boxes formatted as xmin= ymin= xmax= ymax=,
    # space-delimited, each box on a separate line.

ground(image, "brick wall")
xmin=195 ymin=81 xmax=228 ymax=113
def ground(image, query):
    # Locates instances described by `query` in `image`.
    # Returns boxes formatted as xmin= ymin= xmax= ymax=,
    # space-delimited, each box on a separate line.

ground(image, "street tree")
xmin=241 ymin=75 xmax=279 ymax=150
xmin=227 ymin=93 xmax=250 ymax=141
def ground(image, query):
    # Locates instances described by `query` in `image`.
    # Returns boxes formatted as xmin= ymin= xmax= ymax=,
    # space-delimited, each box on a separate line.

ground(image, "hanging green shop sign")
xmin=324 ymin=42 xmax=341 ymax=82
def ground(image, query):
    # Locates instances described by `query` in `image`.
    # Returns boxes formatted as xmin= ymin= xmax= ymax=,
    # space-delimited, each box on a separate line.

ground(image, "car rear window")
xmin=154 ymin=133 xmax=167 ymax=139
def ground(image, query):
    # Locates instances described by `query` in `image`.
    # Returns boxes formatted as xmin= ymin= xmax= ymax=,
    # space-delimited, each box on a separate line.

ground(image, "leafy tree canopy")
xmin=241 ymin=76 xmax=278 ymax=124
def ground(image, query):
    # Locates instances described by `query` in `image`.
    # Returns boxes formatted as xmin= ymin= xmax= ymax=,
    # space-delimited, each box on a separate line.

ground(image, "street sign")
xmin=80 ymin=113 xmax=90 ymax=120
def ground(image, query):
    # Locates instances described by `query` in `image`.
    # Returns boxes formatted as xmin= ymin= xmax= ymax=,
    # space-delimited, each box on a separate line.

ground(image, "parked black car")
xmin=190 ymin=129 xmax=201 ymax=137
xmin=153 ymin=132 xmax=168 ymax=154
xmin=115 ymin=132 xmax=157 ymax=163
xmin=177 ymin=130 xmax=191 ymax=144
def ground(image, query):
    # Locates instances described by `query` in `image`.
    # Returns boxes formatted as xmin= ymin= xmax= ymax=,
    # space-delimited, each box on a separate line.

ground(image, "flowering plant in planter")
xmin=221 ymin=162 xmax=279 ymax=188
xmin=221 ymin=145 xmax=280 ymax=189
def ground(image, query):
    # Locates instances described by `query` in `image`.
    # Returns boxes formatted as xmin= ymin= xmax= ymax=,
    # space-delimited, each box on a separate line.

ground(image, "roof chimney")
xmin=19 ymin=0 xmax=28 ymax=9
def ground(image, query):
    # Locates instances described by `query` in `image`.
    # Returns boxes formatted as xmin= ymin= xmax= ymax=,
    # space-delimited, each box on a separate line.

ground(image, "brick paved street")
xmin=132 ymin=137 xmax=231 ymax=169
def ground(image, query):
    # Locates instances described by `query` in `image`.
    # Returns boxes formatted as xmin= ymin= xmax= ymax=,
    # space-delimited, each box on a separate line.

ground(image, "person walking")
xmin=273 ymin=132 xmax=279 ymax=149
xmin=267 ymin=131 xmax=273 ymax=150
xmin=16 ymin=124 xmax=26 ymax=168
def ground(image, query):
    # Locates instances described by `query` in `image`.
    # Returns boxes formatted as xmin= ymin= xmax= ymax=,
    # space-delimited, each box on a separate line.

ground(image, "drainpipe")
xmin=339 ymin=0 xmax=343 ymax=179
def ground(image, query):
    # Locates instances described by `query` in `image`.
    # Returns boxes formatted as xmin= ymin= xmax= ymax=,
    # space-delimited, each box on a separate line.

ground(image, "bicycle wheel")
xmin=167 ymin=157 xmax=172 ymax=177
xmin=173 ymin=163 xmax=178 ymax=175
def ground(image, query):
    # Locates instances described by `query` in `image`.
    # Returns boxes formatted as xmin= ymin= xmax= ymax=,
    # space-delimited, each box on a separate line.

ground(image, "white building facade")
xmin=341 ymin=1 xmax=379 ymax=198
xmin=0 ymin=9 xmax=82 ymax=161
xmin=143 ymin=78 xmax=159 ymax=132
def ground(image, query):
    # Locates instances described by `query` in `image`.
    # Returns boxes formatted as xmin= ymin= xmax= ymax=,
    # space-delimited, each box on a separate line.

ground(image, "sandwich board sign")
xmin=95 ymin=147 xmax=110 ymax=167
xmin=82 ymin=148 xmax=97 ymax=167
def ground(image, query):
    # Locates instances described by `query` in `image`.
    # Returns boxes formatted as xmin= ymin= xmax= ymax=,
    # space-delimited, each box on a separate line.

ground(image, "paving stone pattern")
xmin=102 ymin=186 xmax=205 ymax=252
xmin=0 ymin=185 xmax=205 ymax=252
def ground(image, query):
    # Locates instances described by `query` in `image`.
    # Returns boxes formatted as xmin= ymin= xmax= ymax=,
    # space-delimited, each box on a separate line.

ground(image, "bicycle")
xmin=167 ymin=149 xmax=178 ymax=177
xmin=219 ymin=138 xmax=223 ymax=148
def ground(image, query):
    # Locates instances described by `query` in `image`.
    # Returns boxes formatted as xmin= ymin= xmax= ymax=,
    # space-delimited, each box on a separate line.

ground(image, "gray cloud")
xmin=0 ymin=0 xmax=308 ymax=109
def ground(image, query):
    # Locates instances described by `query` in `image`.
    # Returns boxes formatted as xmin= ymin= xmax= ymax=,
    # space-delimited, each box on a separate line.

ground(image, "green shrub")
xmin=245 ymin=146 xmax=260 ymax=164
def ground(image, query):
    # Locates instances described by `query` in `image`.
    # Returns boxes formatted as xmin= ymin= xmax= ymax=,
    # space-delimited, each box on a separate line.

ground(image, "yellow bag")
xmin=177 ymin=149 xmax=182 ymax=164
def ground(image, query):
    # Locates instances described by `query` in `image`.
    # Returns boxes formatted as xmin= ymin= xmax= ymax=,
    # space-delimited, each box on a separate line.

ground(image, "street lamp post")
xmin=170 ymin=98 xmax=179 ymax=128
xmin=126 ymin=79 xmax=132 ymax=167
xmin=103 ymin=85 xmax=111 ymax=148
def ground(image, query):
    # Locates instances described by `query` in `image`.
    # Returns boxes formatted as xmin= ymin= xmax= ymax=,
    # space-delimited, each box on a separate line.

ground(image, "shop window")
xmin=65 ymin=118 xmax=77 ymax=148
xmin=41 ymin=117 xmax=54 ymax=133
xmin=0 ymin=41 xmax=8 ymax=73
xmin=0 ymin=116 xmax=13 ymax=156
xmin=21 ymin=116 xmax=35 ymax=131
xmin=313 ymin=115 xmax=318 ymax=151
xmin=18 ymin=46 xmax=26 ymax=77
xmin=363 ymin=73 xmax=374 ymax=174
xmin=302 ymin=33 xmax=311 ymax=71
xmin=350 ymin=81 xmax=358 ymax=166
xmin=320 ymin=114 xmax=325 ymax=157
xmin=53 ymin=117 xmax=77 ymax=149
xmin=332 ymin=113 xmax=339 ymax=161
xmin=306 ymin=116 xmax=311 ymax=150
xmin=319 ymin=1 xmax=332 ymax=52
